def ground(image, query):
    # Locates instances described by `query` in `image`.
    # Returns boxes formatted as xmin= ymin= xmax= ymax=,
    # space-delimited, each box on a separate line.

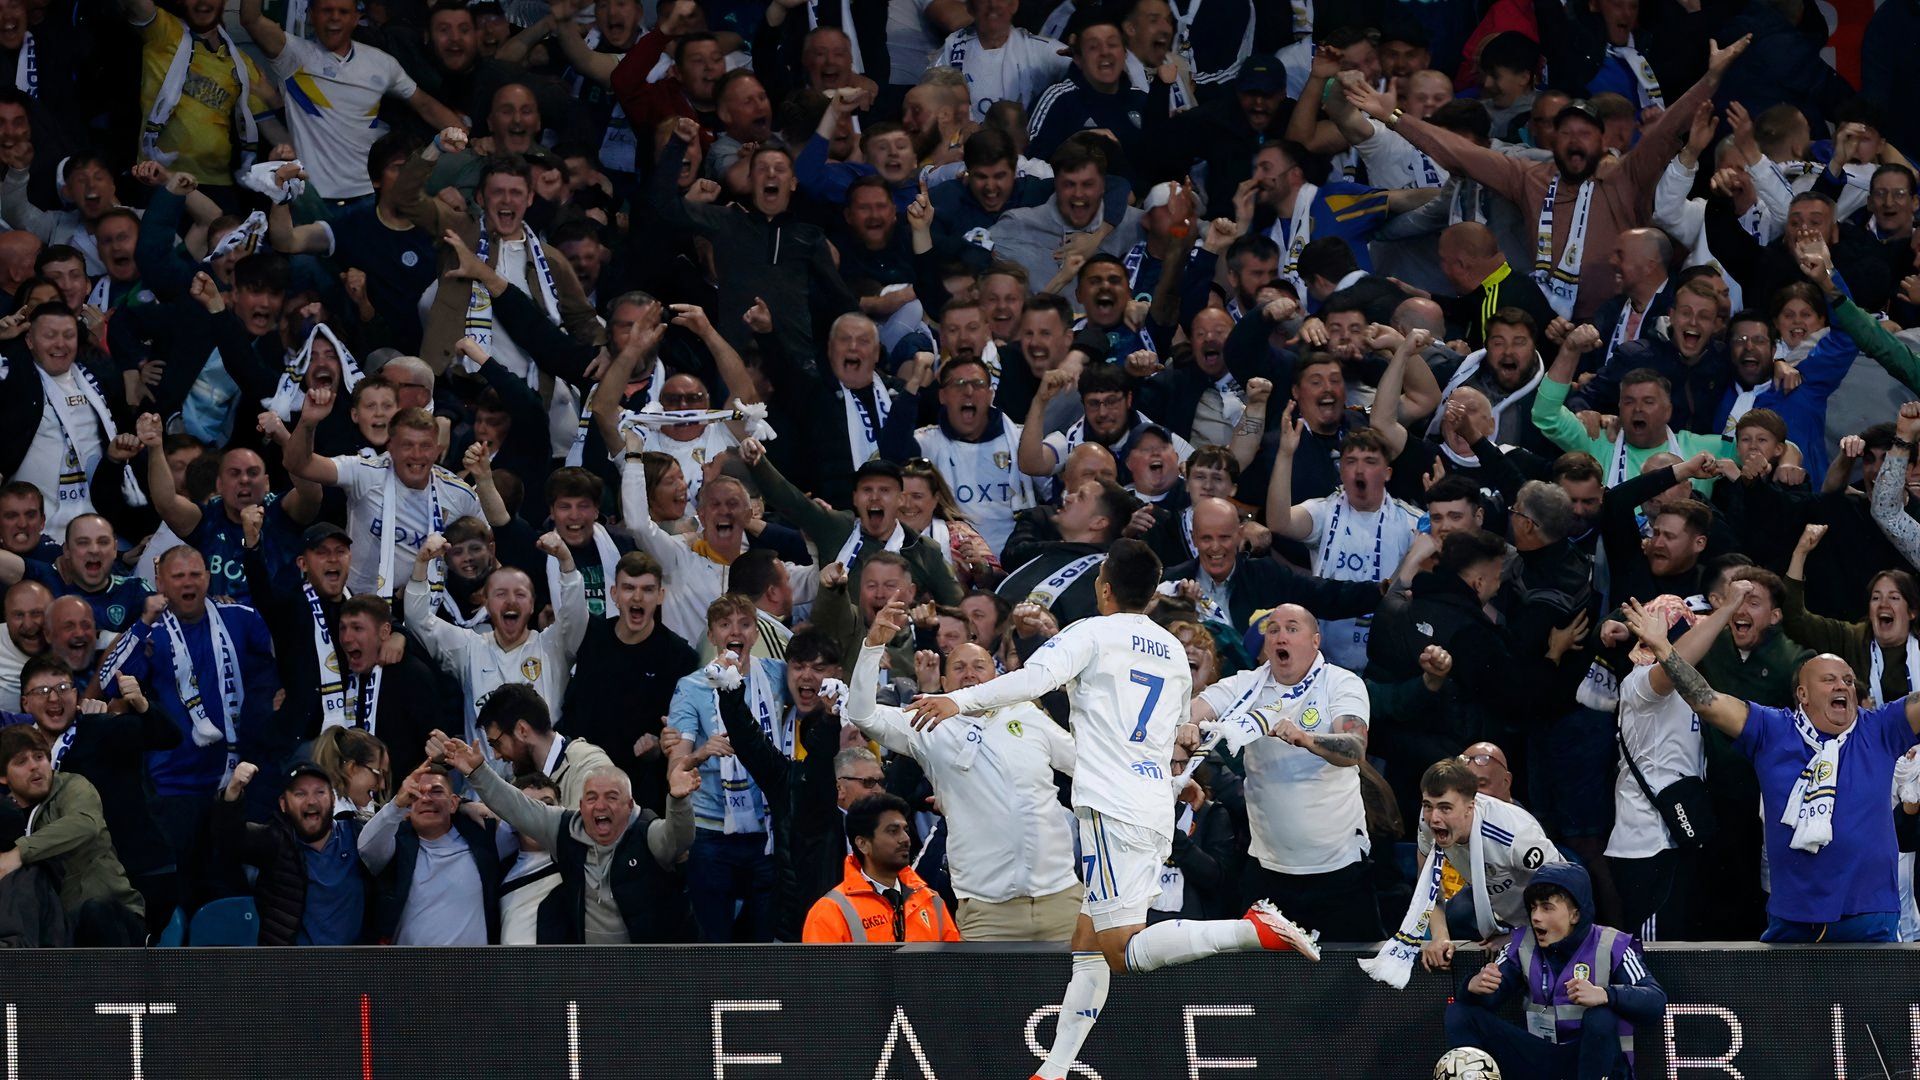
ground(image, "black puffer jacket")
xmin=213 ymin=796 xmax=371 ymax=946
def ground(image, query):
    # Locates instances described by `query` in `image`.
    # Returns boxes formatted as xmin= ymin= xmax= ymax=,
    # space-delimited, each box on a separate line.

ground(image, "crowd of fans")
xmin=0 ymin=0 xmax=1917 ymax=976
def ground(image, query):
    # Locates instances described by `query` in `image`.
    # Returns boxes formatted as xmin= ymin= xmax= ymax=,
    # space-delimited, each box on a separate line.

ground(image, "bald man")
xmin=1435 ymin=221 xmax=1556 ymax=349
xmin=1000 ymin=443 xmax=1121 ymax=569
xmin=0 ymin=230 xmax=41 ymax=306
xmin=1592 ymin=226 xmax=1677 ymax=359
xmin=1184 ymin=602 xmax=1383 ymax=942
xmin=0 ymin=579 xmax=51 ymax=709
xmin=1161 ymin=497 xmax=1385 ymax=653
xmin=843 ymin=602 xmax=1081 ymax=941
xmin=1460 ymin=741 xmax=1514 ymax=802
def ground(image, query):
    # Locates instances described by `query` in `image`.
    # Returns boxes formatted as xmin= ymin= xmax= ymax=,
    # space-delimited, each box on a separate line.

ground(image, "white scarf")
xmin=1870 ymin=637 xmax=1920 ymax=708
xmin=211 ymin=210 xmax=268 ymax=260
xmin=1606 ymin=425 xmax=1682 ymax=487
xmin=548 ymin=522 xmax=621 ymax=619
xmin=37 ymin=364 xmax=137 ymax=512
xmin=13 ymin=32 xmax=33 ymax=98
xmin=162 ymin=605 xmax=242 ymax=780
xmin=925 ymin=517 xmax=954 ymax=571
xmin=307 ymin=582 xmax=349 ymax=730
xmin=1425 ymin=350 xmax=1544 ymax=437
xmin=1016 ymin=551 xmax=1105 ymax=610
xmin=843 ymin=382 xmax=892 ymax=470
xmin=1314 ymin=491 xmax=1397 ymax=581
xmin=374 ymin=460 xmax=446 ymax=600
xmin=1361 ymin=840 xmax=1446 ymax=988
xmin=85 ymin=274 xmax=112 ymax=312
xmin=47 ymin=723 xmax=75 ymax=771
xmin=467 ymin=226 xmax=560 ymax=353
xmin=1124 ymin=51 xmax=1193 ymax=114
xmin=834 ymin=519 xmax=904 ymax=570
xmin=141 ymin=22 xmax=257 ymax=179
xmin=1608 ymin=38 xmax=1664 ymax=109
xmin=1781 ymin=709 xmax=1850 ymax=853
xmin=620 ymin=401 xmax=775 ymax=441
xmin=1532 ymin=173 xmax=1596 ymax=320
xmin=268 ymin=324 xmax=365 ymax=422
xmin=1269 ymin=184 xmax=1316 ymax=298
xmin=704 ymin=654 xmax=788 ymax=846
xmin=239 ymin=162 xmax=306 ymax=205
xmin=1721 ymin=382 xmax=1765 ymax=436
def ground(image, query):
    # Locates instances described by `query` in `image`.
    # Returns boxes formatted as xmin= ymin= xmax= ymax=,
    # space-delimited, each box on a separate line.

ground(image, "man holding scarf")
xmin=120 ymin=0 xmax=281 ymax=195
xmin=1626 ymin=593 xmax=1920 ymax=942
xmin=0 ymin=304 xmax=134 ymax=534
xmin=1343 ymin=34 xmax=1752 ymax=321
xmin=666 ymin=594 xmax=792 ymax=942
xmin=1185 ymin=603 xmax=1381 ymax=943
xmin=110 ymin=544 xmax=279 ymax=907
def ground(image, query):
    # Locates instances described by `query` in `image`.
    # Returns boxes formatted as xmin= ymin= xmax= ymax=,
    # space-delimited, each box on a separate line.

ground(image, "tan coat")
xmin=393 ymin=150 xmax=603 ymax=373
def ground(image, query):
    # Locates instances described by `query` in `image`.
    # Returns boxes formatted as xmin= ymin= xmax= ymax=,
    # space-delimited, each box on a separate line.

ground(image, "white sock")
xmin=1123 ymin=918 xmax=1261 ymax=973
xmin=1037 ymin=951 xmax=1110 ymax=1079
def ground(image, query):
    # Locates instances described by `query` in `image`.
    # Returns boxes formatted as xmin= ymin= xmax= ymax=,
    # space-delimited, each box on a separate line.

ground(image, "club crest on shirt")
xmin=521 ymin=657 xmax=542 ymax=681
xmin=994 ymin=450 xmax=1012 ymax=470
xmin=1573 ymin=962 xmax=1591 ymax=983
xmin=1005 ymin=719 xmax=1023 ymax=737
xmin=1300 ymin=707 xmax=1321 ymax=730
xmin=107 ymin=605 xmax=126 ymax=626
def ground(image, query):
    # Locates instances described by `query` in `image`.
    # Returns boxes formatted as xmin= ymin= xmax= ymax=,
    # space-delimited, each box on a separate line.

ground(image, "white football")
xmin=1432 ymin=1046 xmax=1501 ymax=1080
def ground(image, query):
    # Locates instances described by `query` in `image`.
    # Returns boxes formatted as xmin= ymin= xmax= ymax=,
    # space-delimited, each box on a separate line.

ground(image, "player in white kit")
xmin=905 ymin=540 xmax=1319 ymax=1080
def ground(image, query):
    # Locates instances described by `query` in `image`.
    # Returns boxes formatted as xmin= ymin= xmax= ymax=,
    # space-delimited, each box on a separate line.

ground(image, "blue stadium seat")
xmin=154 ymin=908 xmax=185 ymax=948
xmin=187 ymin=897 xmax=258 ymax=946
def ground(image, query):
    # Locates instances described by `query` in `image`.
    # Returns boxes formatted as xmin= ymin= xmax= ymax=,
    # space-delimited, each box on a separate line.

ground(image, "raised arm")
xmin=280 ymin=383 xmax=341 ymax=486
xmin=908 ymin=620 xmax=1097 ymax=727
xmin=1635 ymin=587 xmax=1741 ymax=697
xmin=1622 ymin=596 xmax=1750 ymax=737
xmin=1366 ymin=326 xmax=1431 ymax=459
xmin=136 ymin=412 xmax=203 ymax=537
xmin=455 ymin=746 xmax=566 ymax=851
xmin=1872 ymin=407 xmax=1920 ymax=567
xmin=1264 ymin=402 xmax=1317 ymax=540
xmin=1343 ymin=80 xmax=1531 ymax=203
xmin=1529 ymin=323 xmax=1603 ymax=454
xmin=550 ymin=5 xmax=621 ymax=86
xmin=237 ymin=0 xmax=287 ymax=58
xmin=1017 ymin=369 xmax=1072 ymax=477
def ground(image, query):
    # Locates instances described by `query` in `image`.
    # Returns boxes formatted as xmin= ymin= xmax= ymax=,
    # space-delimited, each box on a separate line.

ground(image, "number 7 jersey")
xmin=945 ymin=612 xmax=1191 ymax=837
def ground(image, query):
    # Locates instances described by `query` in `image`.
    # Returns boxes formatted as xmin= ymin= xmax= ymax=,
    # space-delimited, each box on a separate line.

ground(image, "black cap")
xmin=1555 ymin=98 xmax=1606 ymax=130
xmin=302 ymin=522 xmax=351 ymax=551
xmin=1378 ymin=20 xmax=1431 ymax=48
xmin=853 ymin=458 xmax=905 ymax=486
xmin=1237 ymin=54 xmax=1284 ymax=94
xmin=284 ymin=760 xmax=330 ymax=790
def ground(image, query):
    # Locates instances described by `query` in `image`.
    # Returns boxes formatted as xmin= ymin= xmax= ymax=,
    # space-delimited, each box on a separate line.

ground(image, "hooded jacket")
xmin=1459 ymin=862 xmax=1667 ymax=1051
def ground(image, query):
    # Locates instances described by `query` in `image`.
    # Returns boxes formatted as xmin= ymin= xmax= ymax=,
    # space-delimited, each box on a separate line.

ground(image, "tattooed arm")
xmin=1278 ymin=713 xmax=1369 ymax=768
xmin=1622 ymin=596 xmax=1751 ymax=737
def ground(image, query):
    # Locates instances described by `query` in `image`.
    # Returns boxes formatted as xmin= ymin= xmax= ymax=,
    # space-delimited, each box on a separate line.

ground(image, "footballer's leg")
xmin=1031 ymin=811 xmax=1320 ymax=1080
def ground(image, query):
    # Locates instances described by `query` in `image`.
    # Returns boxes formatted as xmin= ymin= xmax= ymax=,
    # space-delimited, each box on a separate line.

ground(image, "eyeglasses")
xmin=660 ymin=393 xmax=709 ymax=407
xmin=1872 ymin=189 xmax=1914 ymax=201
xmin=1729 ymin=333 xmax=1771 ymax=346
xmin=1459 ymin=753 xmax=1506 ymax=768
xmin=23 ymin=683 xmax=74 ymax=698
xmin=941 ymin=378 xmax=989 ymax=392
xmin=1508 ymin=510 xmax=1535 ymax=530
xmin=838 ymin=775 xmax=884 ymax=789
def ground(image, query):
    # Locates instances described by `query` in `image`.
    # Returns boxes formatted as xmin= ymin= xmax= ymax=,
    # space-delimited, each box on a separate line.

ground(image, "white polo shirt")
xmin=271 ymin=37 xmax=420 ymax=199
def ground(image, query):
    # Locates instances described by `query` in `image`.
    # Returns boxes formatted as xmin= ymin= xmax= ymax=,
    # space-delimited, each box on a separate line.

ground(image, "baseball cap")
xmin=852 ymin=459 xmax=905 ymax=486
xmin=284 ymin=760 xmax=331 ymax=790
xmin=1142 ymin=181 xmax=1177 ymax=212
xmin=1555 ymin=98 xmax=1606 ymax=130
xmin=1236 ymin=54 xmax=1284 ymax=94
xmin=302 ymin=522 xmax=352 ymax=551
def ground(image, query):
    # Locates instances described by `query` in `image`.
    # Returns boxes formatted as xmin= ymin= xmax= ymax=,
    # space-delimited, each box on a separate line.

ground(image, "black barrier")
xmin=0 ymin=943 xmax=1913 ymax=1077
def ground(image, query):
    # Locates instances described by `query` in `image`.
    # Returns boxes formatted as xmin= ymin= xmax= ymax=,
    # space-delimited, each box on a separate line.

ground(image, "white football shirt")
xmin=946 ymin=611 xmax=1190 ymax=836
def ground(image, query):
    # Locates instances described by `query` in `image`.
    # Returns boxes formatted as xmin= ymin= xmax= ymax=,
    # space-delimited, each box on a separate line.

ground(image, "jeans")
xmin=1445 ymin=999 xmax=1631 ymax=1080
xmin=1760 ymin=910 xmax=1899 ymax=943
xmin=687 ymin=829 xmax=777 ymax=942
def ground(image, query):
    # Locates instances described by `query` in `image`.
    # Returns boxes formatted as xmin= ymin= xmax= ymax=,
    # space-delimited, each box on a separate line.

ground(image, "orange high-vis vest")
xmin=802 ymin=856 xmax=962 ymax=943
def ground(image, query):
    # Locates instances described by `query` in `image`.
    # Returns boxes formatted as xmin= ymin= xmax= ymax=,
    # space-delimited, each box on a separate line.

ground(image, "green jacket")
xmin=1529 ymin=377 xmax=1723 ymax=494
xmin=15 ymin=774 xmax=144 ymax=918
xmin=747 ymin=456 xmax=963 ymax=606
xmin=1830 ymin=297 xmax=1920 ymax=392
xmin=813 ymin=581 xmax=918 ymax=678
xmin=1781 ymin=576 xmax=1915 ymax=703
xmin=1699 ymin=626 xmax=1815 ymax=803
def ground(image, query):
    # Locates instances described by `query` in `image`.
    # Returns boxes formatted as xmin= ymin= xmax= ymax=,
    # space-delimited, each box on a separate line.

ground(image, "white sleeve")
xmin=552 ymin=567 xmax=589 ymax=660
xmin=946 ymin=620 xmax=1097 ymax=713
xmin=1652 ymin=159 xmax=1697 ymax=236
xmin=331 ymin=456 xmax=376 ymax=498
xmin=843 ymin=643 xmax=919 ymax=756
xmin=1195 ymin=669 xmax=1255 ymax=720
xmin=1302 ymin=499 xmax=1330 ymax=546
xmin=1834 ymin=162 xmax=1872 ymax=223
xmin=1510 ymin=808 xmax=1561 ymax=874
xmin=1033 ymin=708 xmax=1076 ymax=774
xmin=1328 ymin=670 xmax=1370 ymax=724
xmin=618 ymin=460 xmax=691 ymax=579
xmin=401 ymin=579 xmax=469 ymax=672
xmin=267 ymin=36 xmax=309 ymax=78
xmin=1746 ymin=160 xmax=1793 ymax=237
xmin=1039 ymin=432 xmax=1069 ymax=475
xmin=384 ymin=51 xmax=420 ymax=98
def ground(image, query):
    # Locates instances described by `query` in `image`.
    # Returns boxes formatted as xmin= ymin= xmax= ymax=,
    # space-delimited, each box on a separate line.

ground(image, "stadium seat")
xmin=187 ymin=897 xmax=259 ymax=946
xmin=154 ymin=908 xmax=185 ymax=948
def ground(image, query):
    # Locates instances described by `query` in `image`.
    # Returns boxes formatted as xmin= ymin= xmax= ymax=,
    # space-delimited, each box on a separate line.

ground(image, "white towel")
xmin=239 ymin=161 xmax=307 ymax=205
xmin=267 ymin=323 xmax=365 ymax=421
xmin=547 ymin=522 xmax=621 ymax=619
